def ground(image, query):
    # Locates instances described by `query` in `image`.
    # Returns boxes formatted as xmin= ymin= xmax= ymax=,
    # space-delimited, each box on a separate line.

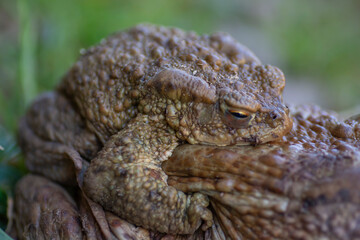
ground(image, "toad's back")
xmin=59 ymin=24 xmax=260 ymax=142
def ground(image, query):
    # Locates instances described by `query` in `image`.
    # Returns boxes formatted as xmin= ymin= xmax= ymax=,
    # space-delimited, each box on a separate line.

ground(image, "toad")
xmin=17 ymin=24 xmax=292 ymax=234
xmin=13 ymin=105 xmax=360 ymax=240
xmin=164 ymin=105 xmax=360 ymax=239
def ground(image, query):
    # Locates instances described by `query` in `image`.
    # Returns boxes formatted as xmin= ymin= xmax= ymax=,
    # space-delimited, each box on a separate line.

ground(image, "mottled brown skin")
xmin=13 ymin=105 xmax=360 ymax=239
xmin=164 ymin=105 xmax=360 ymax=239
xmin=18 ymin=24 xmax=292 ymax=234
xmin=13 ymin=175 xmax=84 ymax=240
xmin=18 ymin=93 xmax=100 ymax=184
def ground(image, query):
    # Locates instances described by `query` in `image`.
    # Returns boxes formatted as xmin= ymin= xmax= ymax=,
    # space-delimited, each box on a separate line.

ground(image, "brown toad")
xmin=13 ymin=105 xmax=360 ymax=240
xmin=164 ymin=105 xmax=360 ymax=239
xmin=18 ymin=24 xmax=292 ymax=234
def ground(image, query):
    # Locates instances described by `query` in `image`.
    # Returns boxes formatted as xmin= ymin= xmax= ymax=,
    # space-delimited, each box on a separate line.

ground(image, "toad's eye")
xmin=222 ymin=109 xmax=253 ymax=128
xmin=228 ymin=110 xmax=249 ymax=119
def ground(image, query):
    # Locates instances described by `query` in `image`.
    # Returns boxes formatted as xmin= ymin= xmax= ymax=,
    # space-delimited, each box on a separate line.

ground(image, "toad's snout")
xmin=264 ymin=107 xmax=293 ymax=136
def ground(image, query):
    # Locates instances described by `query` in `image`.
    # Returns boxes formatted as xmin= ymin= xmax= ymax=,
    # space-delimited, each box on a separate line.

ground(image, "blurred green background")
xmin=0 ymin=0 xmax=359 ymax=231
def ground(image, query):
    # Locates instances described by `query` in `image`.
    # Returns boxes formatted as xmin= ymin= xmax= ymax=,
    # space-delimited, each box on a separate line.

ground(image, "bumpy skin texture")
xmin=18 ymin=24 xmax=292 ymax=234
xmin=59 ymin=24 xmax=291 ymax=146
xmin=18 ymin=93 xmax=100 ymax=184
xmin=13 ymin=105 xmax=360 ymax=239
xmin=164 ymin=105 xmax=360 ymax=239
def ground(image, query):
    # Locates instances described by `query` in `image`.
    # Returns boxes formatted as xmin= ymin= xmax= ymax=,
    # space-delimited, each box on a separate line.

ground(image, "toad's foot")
xmin=83 ymin=115 xmax=213 ymax=234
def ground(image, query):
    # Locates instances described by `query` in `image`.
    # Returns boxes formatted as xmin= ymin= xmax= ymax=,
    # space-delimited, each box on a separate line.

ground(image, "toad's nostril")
xmin=270 ymin=111 xmax=278 ymax=120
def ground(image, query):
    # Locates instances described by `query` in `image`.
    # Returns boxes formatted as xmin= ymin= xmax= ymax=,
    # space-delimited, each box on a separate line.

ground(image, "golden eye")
xmin=228 ymin=110 xmax=249 ymax=119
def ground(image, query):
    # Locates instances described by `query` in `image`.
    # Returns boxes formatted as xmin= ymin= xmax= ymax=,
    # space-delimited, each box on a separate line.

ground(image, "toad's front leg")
xmin=83 ymin=115 xmax=212 ymax=234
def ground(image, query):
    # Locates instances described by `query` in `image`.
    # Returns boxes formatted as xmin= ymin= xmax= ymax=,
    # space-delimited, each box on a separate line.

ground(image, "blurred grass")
xmin=0 ymin=0 xmax=359 ymax=233
xmin=18 ymin=0 xmax=37 ymax=105
xmin=267 ymin=1 xmax=360 ymax=108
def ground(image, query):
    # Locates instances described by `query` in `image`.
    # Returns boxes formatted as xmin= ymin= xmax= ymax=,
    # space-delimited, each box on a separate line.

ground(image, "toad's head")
xmin=148 ymin=65 xmax=292 ymax=146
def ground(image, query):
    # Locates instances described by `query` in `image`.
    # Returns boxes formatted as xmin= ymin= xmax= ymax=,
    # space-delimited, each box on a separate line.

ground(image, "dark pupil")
xmin=229 ymin=111 xmax=248 ymax=119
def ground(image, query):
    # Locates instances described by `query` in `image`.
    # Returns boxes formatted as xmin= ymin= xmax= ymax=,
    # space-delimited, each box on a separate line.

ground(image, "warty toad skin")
xmin=18 ymin=24 xmax=293 ymax=234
